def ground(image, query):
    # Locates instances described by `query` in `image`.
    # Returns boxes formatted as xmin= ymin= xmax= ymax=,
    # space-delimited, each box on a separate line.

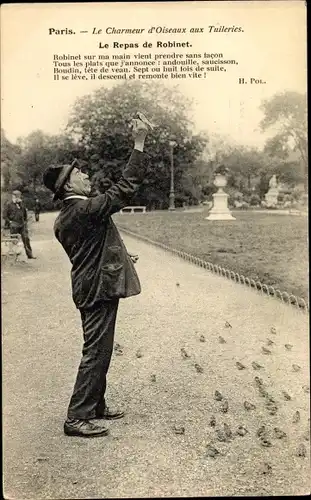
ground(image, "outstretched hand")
xmin=131 ymin=118 xmax=149 ymax=142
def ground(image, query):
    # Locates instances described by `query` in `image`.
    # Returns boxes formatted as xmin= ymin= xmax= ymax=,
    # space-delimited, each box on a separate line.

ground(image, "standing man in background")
xmin=43 ymin=115 xmax=150 ymax=438
xmin=3 ymin=190 xmax=36 ymax=259
xmin=34 ymin=198 xmax=41 ymax=222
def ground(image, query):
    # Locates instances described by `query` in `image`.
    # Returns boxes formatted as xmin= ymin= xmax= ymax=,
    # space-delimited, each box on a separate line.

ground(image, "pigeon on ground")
xmin=209 ymin=416 xmax=216 ymax=427
xmin=285 ymin=344 xmax=293 ymax=351
xmin=268 ymin=407 xmax=278 ymax=416
xmin=236 ymin=426 xmax=248 ymax=437
xmin=265 ymin=399 xmax=276 ymax=408
xmin=150 ymin=374 xmax=156 ymax=382
xmin=282 ymin=390 xmax=291 ymax=401
xmin=302 ymin=385 xmax=310 ymax=394
xmin=114 ymin=343 xmax=124 ymax=355
xmin=258 ymin=386 xmax=269 ymax=398
xmin=257 ymin=426 xmax=267 ymax=438
xmin=244 ymin=401 xmax=256 ymax=411
xmin=261 ymin=347 xmax=272 ymax=355
xmin=220 ymin=400 xmax=229 ymax=413
xmin=265 ymin=401 xmax=278 ymax=415
xmin=254 ymin=376 xmax=264 ymax=387
xmin=194 ymin=363 xmax=204 ymax=373
xmin=270 ymin=327 xmax=277 ymax=335
xmin=265 ymin=394 xmax=276 ymax=403
xmin=225 ymin=321 xmax=232 ymax=328
xmin=224 ymin=423 xmax=232 ymax=439
xmin=136 ymin=349 xmax=143 ymax=358
xmin=292 ymin=364 xmax=301 ymax=372
xmin=205 ymin=444 xmax=220 ymax=459
xmin=293 ymin=410 xmax=301 ymax=423
xmin=252 ymin=361 xmax=263 ymax=370
xmin=266 ymin=338 xmax=275 ymax=346
xmin=214 ymin=390 xmax=223 ymax=401
xmin=209 ymin=415 xmax=216 ymax=427
xmin=303 ymin=429 xmax=310 ymax=441
xmin=236 ymin=362 xmax=246 ymax=370
xmin=261 ymin=463 xmax=272 ymax=475
xmin=218 ymin=336 xmax=226 ymax=344
xmin=274 ymin=428 xmax=287 ymax=439
xmin=181 ymin=348 xmax=190 ymax=359
xmin=199 ymin=335 xmax=206 ymax=343
xmin=176 ymin=282 xmax=180 ymax=287
xmin=296 ymin=443 xmax=307 ymax=457
xmin=173 ymin=425 xmax=185 ymax=435
xmin=260 ymin=437 xmax=272 ymax=447
xmin=216 ymin=430 xmax=227 ymax=442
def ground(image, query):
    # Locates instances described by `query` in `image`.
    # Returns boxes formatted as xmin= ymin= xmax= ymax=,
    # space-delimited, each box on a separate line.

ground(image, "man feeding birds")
xmin=43 ymin=114 xmax=151 ymax=438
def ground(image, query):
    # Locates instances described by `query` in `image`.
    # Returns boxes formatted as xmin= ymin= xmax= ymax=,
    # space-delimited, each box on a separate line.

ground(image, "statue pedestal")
xmin=265 ymin=188 xmax=279 ymax=207
xmin=206 ymin=190 xmax=236 ymax=220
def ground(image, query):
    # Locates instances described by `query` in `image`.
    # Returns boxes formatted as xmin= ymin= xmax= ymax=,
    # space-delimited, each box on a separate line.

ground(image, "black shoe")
xmin=27 ymin=255 xmax=37 ymax=259
xmin=64 ymin=418 xmax=109 ymax=437
xmin=96 ymin=406 xmax=125 ymax=420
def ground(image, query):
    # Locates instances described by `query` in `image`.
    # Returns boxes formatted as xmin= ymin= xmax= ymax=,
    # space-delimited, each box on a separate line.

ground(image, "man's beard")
xmin=80 ymin=186 xmax=92 ymax=197
xmin=72 ymin=183 xmax=92 ymax=197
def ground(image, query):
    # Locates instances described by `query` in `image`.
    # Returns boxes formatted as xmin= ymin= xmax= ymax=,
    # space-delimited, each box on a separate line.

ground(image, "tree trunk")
xmin=304 ymin=161 xmax=308 ymax=193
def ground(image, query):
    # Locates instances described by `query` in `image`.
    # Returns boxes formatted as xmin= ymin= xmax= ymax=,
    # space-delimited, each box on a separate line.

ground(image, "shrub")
xmin=292 ymin=185 xmax=305 ymax=201
xmin=249 ymin=193 xmax=261 ymax=206
xmin=277 ymin=192 xmax=285 ymax=203
xmin=233 ymin=191 xmax=244 ymax=201
xmin=214 ymin=164 xmax=229 ymax=176
xmin=227 ymin=189 xmax=243 ymax=208
xmin=241 ymin=201 xmax=250 ymax=209
xmin=202 ymin=183 xmax=217 ymax=197
xmin=228 ymin=196 xmax=235 ymax=208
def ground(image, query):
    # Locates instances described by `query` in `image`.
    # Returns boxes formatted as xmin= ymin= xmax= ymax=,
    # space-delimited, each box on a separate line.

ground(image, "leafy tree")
xmin=260 ymin=91 xmax=307 ymax=190
xmin=180 ymin=158 xmax=214 ymax=204
xmin=66 ymin=81 xmax=208 ymax=208
xmin=15 ymin=131 xmax=77 ymax=193
xmin=217 ymin=145 xmax=270 ymax=191
xmin=1 ymin=129 xmax=22 ymax=191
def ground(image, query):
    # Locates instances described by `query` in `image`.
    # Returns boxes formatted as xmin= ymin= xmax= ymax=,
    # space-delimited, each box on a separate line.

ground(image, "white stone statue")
xmin=269 ymin=175 xmax=278 ymax=189
xmin=265 ymin=174 xmax=279 ymax=208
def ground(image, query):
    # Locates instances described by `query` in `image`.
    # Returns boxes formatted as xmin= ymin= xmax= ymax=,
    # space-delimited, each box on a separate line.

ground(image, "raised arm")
xmin=83 ymin=117 xmax=150 ymax=218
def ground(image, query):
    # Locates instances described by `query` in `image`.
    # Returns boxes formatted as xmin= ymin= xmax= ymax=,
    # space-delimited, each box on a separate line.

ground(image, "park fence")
xmin=118 ymin=226 xmax=309 ymax=314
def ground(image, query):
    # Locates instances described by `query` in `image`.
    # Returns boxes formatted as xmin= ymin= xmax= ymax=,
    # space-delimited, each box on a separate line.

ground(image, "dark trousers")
xmin=35 ymin=212 xmax=40 ymax=222
xmin=10 ymin=225 xmax=33 ymax=258
xmin=67 ymin=299 xmax=119 ymax=420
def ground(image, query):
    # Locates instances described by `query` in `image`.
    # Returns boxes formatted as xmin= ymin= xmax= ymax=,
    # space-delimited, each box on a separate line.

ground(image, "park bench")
xmin=1 ymin=233 xmax=23 ymax=262
xmin=120 ymin=206 xmax=146 ymax=214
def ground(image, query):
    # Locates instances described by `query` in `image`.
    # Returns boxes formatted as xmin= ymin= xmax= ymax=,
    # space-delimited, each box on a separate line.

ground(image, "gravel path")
xmin=2 ymin=212 xmax=310 ymax=499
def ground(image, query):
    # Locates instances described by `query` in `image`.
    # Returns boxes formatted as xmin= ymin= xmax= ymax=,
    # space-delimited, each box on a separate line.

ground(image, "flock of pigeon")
xmin=113 ymin=311 xmax=309 ymax=475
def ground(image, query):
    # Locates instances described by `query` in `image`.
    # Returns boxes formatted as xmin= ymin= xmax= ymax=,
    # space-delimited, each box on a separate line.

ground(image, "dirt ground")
xmin=2 ymin=212 xmax=310 ymax=499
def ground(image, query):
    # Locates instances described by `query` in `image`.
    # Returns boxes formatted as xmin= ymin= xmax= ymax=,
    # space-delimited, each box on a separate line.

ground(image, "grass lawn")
xmin=114 ymin=210 xmax=309 ymax=300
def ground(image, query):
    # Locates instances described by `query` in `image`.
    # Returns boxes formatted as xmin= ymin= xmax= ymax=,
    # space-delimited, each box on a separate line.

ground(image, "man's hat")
xmin=12 ymin=190 xmax=22 ymax=197
xmin=43 ymin=159 xmax=78 ymax=201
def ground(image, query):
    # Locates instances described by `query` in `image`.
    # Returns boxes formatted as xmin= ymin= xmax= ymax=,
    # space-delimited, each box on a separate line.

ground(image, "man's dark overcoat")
xmin=54 ymin=150 xmax=149 ymax=310
xmin=4 ymin=201 xmax=28 ymax=228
